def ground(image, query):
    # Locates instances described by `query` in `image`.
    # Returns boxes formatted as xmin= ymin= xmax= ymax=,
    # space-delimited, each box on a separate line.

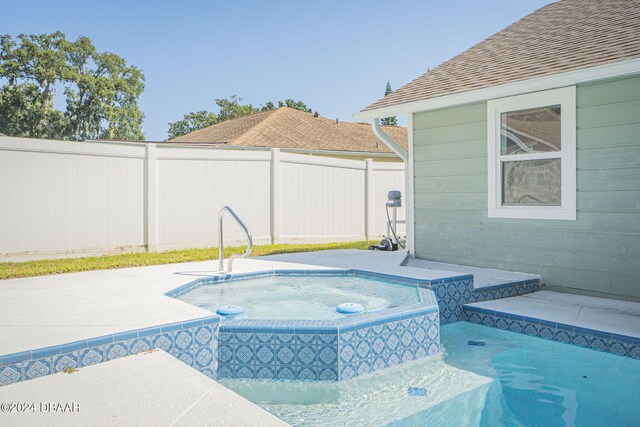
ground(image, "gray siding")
xmin=413 ymin=75 xmax=640 ymax=297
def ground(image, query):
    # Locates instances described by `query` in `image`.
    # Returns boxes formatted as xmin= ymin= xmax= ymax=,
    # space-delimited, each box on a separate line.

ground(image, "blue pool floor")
xmin=437 ymin=322 xmax=640 ymax=427
xmin=222 ymin=322 xmax=640 ymax=427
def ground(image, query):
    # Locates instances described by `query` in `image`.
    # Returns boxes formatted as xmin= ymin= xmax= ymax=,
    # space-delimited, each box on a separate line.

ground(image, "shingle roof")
xmin=171 ymin=109 xmax=276 ymax=144
xmin=169 ymin=107 xmax=407 ymax=154
xmin=362 ymin=0 xmax=640 ymax=112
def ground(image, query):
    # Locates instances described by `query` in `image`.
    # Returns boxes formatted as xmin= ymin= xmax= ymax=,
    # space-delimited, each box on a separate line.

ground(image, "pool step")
xmin=462 ymin=291 xmax=640 ymax=359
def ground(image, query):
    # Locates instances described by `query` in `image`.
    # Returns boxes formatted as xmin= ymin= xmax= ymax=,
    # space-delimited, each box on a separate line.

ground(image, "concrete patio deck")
xmin=0 ymin=350 xmax=288 ymax=427
xmin=406 ymin=258 xmax=540 ymax=289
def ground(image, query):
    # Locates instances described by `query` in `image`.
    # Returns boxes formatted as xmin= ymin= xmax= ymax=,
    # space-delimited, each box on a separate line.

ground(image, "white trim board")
xmin=353 ymin=58 xmax=640 ymax=121
xmin=406 ymin=113 xmax=416 ymax=255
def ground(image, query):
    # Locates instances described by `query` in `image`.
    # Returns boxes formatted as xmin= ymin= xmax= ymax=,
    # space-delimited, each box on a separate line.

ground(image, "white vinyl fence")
xmin=0 ymin=137 xmax=405 ymax=260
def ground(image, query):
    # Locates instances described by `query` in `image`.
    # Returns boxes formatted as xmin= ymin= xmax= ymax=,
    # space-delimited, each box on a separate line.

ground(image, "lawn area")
xmin=0 ymin=241 xmax=375 ymax=280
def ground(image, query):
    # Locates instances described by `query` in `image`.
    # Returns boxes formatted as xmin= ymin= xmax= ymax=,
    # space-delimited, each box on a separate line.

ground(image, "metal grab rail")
xmin=218 ymin=206 xmax=253 ymax=273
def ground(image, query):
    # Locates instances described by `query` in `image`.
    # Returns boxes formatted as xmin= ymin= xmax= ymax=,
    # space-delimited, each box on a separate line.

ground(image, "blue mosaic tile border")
xmin=462 ymin=305 xmax=640 ymax=360
xmin=218 ymin=326 xmax=340 ymax=381
xmin=0 ymin=317 xmax=220 ymax=387
xmin=339 ymin=310 xmax=440 ymax=380
xmin=424 ymin=277 xmax=541 ymax=325
xmin=217 ymin=298 xmax=441 ymax=381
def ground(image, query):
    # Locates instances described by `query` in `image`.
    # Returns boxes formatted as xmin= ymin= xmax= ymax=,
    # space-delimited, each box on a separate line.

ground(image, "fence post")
xmin=146 ymin=143 xmax=158 ymax=252
xmin=270 ymin=148 xmax=280 ymax=244
xmin=364 ymin=158 xmax=374 ymax=241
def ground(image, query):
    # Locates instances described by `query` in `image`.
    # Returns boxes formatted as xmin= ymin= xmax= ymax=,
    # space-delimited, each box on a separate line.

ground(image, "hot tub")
xmin=166 ymin=269 xmax=440 ymax=381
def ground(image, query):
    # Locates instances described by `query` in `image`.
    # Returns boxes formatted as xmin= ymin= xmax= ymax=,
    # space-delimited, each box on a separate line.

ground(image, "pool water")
xmin=221 ymin=322 xmax=640 ymax=426
xmin=177 ymin=275 xmax=419 ymax=320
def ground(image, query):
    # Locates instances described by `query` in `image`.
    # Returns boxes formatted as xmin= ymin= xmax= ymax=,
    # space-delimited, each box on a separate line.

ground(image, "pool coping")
xmin=165 ymin=268 xmax=471 ymax=296
xmin=462 ymin=304 xmax=640 ymax=359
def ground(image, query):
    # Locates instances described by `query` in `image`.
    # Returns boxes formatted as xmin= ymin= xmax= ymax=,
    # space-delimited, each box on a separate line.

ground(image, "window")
xmin=487 ymin=86 xmax=576 ymax=220
xmin=487 ymin=87 xmax=576 ymax=220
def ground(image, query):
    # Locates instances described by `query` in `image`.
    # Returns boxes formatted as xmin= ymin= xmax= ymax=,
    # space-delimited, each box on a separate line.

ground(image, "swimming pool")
xmin=176 ymin=274 xmax=419 ymax=320
xmin=221 ymin=322 xmax=640 ymax=426
xmin=163 ymin=268 xmax=541 ymax=382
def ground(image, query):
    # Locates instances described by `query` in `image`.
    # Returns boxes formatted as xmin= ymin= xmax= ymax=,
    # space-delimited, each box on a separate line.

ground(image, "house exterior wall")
xmin=412 ymin=74 xmax=640 ymax=298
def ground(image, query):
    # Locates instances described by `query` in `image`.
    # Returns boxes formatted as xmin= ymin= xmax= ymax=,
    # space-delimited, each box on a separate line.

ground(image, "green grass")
xmin=0 ymin=241 xmax=375 ymax=280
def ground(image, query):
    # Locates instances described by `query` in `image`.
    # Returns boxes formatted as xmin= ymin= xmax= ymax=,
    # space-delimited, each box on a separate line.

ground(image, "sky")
xmin=1 ymin=0 xmax=555 ymax=141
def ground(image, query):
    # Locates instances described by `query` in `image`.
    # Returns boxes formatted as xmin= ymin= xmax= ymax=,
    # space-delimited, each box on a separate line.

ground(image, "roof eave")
xmin=353 ymin=57 xmax=640 ymax=121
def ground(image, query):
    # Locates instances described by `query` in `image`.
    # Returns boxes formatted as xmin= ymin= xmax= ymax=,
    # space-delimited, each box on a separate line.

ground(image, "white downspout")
xmin=370 ymin=118 xmax=414 ymax=256
xmin=372 ymin=118 xmax=407 ymax=162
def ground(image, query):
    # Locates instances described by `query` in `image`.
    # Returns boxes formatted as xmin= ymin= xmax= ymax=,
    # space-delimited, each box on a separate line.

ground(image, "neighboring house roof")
xmin=362 ymin=0 xmax=640 ymax=113
xmin=169 ymin=107 xmax=407 ymax=154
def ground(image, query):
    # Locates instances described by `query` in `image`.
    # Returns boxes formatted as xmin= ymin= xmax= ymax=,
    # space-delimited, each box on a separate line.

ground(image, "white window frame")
xmin=487 ymin=86 xmax=576 ymax=220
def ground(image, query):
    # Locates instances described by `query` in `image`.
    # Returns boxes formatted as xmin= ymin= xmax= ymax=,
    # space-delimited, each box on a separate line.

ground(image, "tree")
xmin=277 ymin=99 xmax=312 ymax=112
xmin=0 ymin=82 xmax=69 ymax=139
xmin=260 ymin=101 xmax=276 ymax=111
xmin=167 ymin=111 xmax=217 ymax=140
xmin=0 ymin=32 xmax=145 ymax=140
xmin=380 ymin=81 xmax=397 ymax=126
xmin=166 ymin=96 xmax=256 ymax=139
xmin=215 ymin=95 xmax=259 ymax=122
xmin=259 ymin=99 xmax=312 ymax=113
xmin=64 ymin=37 xmax=145 ymax=141
xmin=167 ymin=96 xmax=313 ymax=139
xmin=0 ymin=32 xmax=70 ymax=138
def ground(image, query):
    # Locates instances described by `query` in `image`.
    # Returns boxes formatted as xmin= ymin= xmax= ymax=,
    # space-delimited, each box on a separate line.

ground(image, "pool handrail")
xmin=218 ymin=206 xmax=253 ymax=273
